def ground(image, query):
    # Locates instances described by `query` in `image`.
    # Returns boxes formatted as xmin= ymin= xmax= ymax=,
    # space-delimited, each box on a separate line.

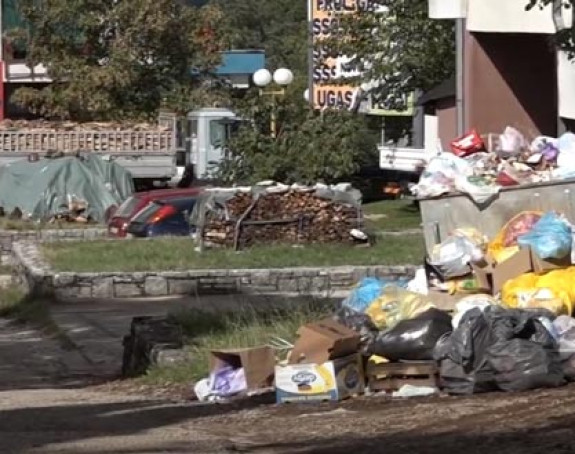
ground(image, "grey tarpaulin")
xmin=0 ymin=155 xmax=134 ymax=223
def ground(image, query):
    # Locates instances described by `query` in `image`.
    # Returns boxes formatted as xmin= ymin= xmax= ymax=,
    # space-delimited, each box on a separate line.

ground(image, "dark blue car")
xmin=126 ymin=197 xmax=197 ymax=238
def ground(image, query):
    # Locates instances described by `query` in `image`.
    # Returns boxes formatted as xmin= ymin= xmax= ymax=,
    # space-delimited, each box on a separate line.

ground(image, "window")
xmin=209 ymin=120 xmax=227 ymax=148
xmin=176 ymin=150 xmax=187 ymax=167
xmin=114 ymin=196 xmax=140 ymax=218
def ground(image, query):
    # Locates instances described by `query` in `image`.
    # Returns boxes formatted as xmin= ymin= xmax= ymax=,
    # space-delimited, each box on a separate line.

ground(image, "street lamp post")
xmin=253 ymin=68 xmax=294 ymax=138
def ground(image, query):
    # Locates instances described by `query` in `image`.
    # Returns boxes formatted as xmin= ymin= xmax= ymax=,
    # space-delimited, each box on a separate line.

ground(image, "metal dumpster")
xmin=420 ymin=178 xmax=575 ymax=255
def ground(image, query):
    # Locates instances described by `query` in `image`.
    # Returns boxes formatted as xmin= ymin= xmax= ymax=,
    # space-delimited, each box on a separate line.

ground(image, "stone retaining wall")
xmin=12 ymin=240 xmax=417 ymax=299
xmin=0 ymin=228 xmax=107 ymax=265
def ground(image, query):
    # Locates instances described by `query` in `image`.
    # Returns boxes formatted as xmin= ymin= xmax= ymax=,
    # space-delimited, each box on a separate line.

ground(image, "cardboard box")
xmin=529 ymin=248 xmax=572 ymax=274
xmin=209 ymin=346 xmax=275 ymax=392
xmin=288 ymin=318 xmax=361 ymax=365
xmin=275 ymin=353 xmax=365 ymax=404
xmin=471 ymin=248 xmax=532 ymax=295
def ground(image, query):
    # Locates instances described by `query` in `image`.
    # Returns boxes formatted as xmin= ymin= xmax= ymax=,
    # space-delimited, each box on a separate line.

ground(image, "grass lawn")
xmin=142 ymin=301 xmax=332 ymax=385
xmin=0 ymin=265 xmax=12 ymax=274
xmin=43 ymin=234 xmax=425 ymax=272
xmin=363 ymin=199 xmax=421 ymax=232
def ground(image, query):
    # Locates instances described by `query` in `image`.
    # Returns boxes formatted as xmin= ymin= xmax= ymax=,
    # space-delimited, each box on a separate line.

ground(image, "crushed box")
xmin=275 ymin=353 xmax=365 ymax=404
xmin=288 ymin=318 xmax=360 ymax=365
xmin=209 ymin=346 xmax=275 ymax=392
xmin=471 ymin=248 xmax=532 ymax=295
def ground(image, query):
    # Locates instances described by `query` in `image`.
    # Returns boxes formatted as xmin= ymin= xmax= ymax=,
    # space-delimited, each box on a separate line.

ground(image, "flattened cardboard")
xmin=529 ymin=248 xmax=572 ymax=274
xmin=276 ymin=353 xmax=365 ymax=404
xmin=288 ymin=319 xmax=360 ymax=365
xmin=472 ymin=248 xmax=532 ymax=295
xmin=209 ymin=346 xmax=275 ymax=391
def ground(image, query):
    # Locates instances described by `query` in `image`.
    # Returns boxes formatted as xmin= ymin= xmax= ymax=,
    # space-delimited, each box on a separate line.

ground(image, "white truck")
xmin=0 ymin=107 xmax=242 ymax=189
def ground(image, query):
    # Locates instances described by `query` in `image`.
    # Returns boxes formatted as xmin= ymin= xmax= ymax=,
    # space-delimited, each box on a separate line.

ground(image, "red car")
xmin=108 ymin=187 xmax=204 ymax=237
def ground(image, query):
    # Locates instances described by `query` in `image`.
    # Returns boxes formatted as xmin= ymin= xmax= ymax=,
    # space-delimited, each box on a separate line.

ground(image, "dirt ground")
xmin=2 ymin=297 xmax=575 ymax=454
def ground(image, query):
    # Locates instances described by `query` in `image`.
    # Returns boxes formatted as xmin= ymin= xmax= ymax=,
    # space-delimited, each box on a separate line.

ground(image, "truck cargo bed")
xmin=0 ymin=130 xmax=173 ymax=153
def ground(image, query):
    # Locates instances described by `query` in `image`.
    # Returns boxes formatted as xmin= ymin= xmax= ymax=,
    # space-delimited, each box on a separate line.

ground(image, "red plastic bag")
xmin=450 ymin=129 xmax=485 ymax=157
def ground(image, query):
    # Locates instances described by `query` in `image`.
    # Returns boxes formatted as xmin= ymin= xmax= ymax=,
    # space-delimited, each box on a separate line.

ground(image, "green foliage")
xmin=10 ymin=0 xmax=229 ymax=120
xmin=322 ymin=0 xmax=455 ymax=111
xmin=526 ymin=0 xmax=575 ymax=57
xmin=217 ymin=98 xmax=377 ymax=185
xmin=213 ymin=0 xmax=308 ymax=74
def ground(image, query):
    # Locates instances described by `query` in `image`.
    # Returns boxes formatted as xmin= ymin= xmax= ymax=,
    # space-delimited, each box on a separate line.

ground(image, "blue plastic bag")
xmin=342 ymin=277 xmax=408 ymax=313
xmin=518 ymin=212 xmax=572 ymax=260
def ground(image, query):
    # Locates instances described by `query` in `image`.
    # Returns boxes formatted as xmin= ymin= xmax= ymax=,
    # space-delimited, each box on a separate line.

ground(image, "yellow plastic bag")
xmin=501 ymin=268 xmax=575 ymax=315
xmin=365 ymin=286 xmax=435 ymax=330
xmin=488 ymin=211 xmax=543 ymax=263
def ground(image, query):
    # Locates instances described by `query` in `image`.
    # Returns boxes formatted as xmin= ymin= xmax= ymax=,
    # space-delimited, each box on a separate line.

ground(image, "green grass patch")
xmin=141 ymin=300 xmax=333 ymax=385
xmin=0 ymin=265 xmax=12 ymax=274
xmin=42 ymin=235 xmax=425 ymax=272
xmin=363 ymin=199 xmax=422 ymax=232
xmin=0 ymin=285 xmax=28 ymax=317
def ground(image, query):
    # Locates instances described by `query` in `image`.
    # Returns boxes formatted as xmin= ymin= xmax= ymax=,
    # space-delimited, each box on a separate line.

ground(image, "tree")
xmin=10 ymin=0 xmax=229 ymax=120
xmin=321 ymin=0 xmax=455 ymax=111
xmin=213 ymin=0 xmax=308 ymax=74
xmin=216 ymin=94 xmax=377 ymax=185
xmin=526 ymin=0 xmax=575 ymax=56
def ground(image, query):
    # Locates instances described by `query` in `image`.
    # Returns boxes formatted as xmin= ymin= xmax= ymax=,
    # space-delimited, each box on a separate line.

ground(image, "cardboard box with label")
xmin=471 ymin=248 xmax=532 ymax=295
xmin=276 ymin=319 xmax=365 ymax=403
xmin=209 ymin=346 xmax=275 ymax=393
xmin=275 ymin=353 xmax=365 ymax=404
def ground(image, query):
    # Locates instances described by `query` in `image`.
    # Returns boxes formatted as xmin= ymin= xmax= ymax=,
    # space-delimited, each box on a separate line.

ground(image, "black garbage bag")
xmin=562 ymin=356 xmax=575 ymax=382
xmin=370 ymin=308 xmax=452 ymax=361
xmin=333 ymin=306 xmax=379 ymax=355
xmin=439 ymin=357 xmax=497 ymax=395
xmin=488 ymin=338 xmax=565 ymax=392
xmin=436 ymin=308 xmax=497 ymax=395
xmin=437 ymin=306 xmax=565 ymax=394
xmin=486 ymin=309 xmax=564 ymax=392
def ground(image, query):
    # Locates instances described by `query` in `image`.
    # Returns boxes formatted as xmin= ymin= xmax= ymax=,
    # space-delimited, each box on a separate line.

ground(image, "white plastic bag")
xmin=553 ymin=316 xmax=575 ymax=361
xmin=407 ymin=268 xmax=429 ymax=296
xmin=452 ymin=295 xmax=496 ymax=329
xmin=411 ymin=153 xmax=471 ymax=199
xmin=454 ymin=175 xmax=500 ymax=205
xmin=430 ymin=237 xmax=476 ymax=278
xmin=499 ymin=126 xmax=527 ymax=156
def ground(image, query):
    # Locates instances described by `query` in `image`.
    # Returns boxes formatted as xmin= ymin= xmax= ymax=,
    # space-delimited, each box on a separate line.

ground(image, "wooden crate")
xmin=366 ymin=361 xmax=438 ymax=393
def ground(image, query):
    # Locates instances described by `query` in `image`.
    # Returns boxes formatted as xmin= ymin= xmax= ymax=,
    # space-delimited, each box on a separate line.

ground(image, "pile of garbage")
xmin=411 ymin=127 xmax=575 ymax=203
xmin=185 ymin=207 xmax=575 ymax=404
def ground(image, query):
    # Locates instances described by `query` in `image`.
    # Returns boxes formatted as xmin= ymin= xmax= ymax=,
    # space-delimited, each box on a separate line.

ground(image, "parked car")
xmin=126 ymin=197 xmax=198 ymax=238
xmin=108 ymin=187 xmax=204 ymax=237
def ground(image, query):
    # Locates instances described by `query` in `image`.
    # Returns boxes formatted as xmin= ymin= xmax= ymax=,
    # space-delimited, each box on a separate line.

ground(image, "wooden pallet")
xmin=367 ymin=361 xmax=438 ymax=393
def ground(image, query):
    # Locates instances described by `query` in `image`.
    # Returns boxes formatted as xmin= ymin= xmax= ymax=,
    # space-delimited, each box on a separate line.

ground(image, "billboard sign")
xmin=309 ymin=0 xmax=377 ymax=110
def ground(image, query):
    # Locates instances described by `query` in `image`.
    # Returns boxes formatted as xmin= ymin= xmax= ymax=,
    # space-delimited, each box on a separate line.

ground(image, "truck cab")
xmin=159 ymin=107 xmax=242 ymax=185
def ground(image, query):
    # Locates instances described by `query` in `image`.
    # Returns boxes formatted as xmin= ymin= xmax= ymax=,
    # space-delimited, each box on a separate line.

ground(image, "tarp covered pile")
xmin=0 ymin=155 xmax=134 ymax=223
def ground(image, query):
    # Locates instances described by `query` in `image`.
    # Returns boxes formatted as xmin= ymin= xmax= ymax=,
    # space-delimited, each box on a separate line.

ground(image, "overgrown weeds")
xmin=141 ymin=299 xmax=334 ymax=386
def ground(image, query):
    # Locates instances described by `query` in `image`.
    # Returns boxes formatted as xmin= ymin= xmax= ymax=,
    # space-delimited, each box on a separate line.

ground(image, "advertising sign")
xmin=309 ymin=0 xmax=376 ymax=110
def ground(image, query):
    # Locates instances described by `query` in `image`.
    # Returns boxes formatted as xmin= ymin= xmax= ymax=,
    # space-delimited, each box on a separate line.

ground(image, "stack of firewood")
xmin=201 ymin=190 xmax=361 ymax=249
xmin=0 ymin=119 xmax=172 ymax=152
